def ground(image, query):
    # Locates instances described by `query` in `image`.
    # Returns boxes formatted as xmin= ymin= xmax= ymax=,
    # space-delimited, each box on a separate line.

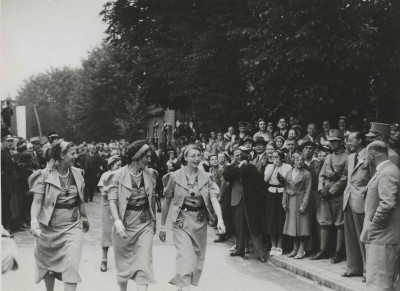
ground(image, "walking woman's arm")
xmin=159 ymin=172 xmax=175 ymax=242
xmin=209 ymin=178 xmax=226 ymax=234
xmin=109 ymin=199 xmax=127 ymax=238
xmin=79 ymin=202 xmax=90 ymax=232
xmin=28 ymin=169 xmax=45 ymax=237
xmin=159 ymin=197 xmax=171 ymax=242
xmin=30 ymin=194 xmax=43 ymax=237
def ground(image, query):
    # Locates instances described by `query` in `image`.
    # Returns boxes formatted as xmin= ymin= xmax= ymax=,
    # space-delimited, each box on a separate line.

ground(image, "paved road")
xmin=3 ymin=193 xmax=328 ymax=291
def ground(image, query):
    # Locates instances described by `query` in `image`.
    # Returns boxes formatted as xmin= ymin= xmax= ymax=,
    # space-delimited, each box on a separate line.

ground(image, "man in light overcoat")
xmin=360 ymin=141 xmax=400 ymax=291
xmin=341 ymin=132 xmax=372 ymax=282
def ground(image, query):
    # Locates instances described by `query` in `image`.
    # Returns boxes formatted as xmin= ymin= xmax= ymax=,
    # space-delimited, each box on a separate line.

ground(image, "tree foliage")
xmin=101 ymin=0 xmax=400 ymax=132
xmin=16 ymin=67 xmax=78 ymax=139
xmin=68 ymin=43 xmax=143 ymax=141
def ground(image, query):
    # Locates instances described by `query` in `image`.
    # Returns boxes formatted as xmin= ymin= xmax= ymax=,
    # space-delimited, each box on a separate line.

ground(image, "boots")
xmin=310 ymin=227 xmax=329 ymax=260
xmin=331 ymin=228 xmax=345 ymax=264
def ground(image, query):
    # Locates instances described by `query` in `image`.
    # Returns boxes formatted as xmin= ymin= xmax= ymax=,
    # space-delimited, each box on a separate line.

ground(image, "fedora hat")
xmin=366 ymin=122 xmax=391 ymax=137
xmin=241 ymin=135 xmax=253 ymax=144
xmin=328 ymin=129 xmax=344 ymax=141
xmin=254 ymin=136 xmax=267 ymax=145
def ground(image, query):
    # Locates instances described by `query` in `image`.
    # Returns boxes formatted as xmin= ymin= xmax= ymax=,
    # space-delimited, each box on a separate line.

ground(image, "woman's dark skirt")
xmin=265 ymin=191 xmax=285 ymax=235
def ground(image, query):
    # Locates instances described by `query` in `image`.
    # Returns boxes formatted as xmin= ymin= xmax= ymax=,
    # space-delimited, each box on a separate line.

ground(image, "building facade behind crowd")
xmin=2 ymin=117 xmax=400 ymax=288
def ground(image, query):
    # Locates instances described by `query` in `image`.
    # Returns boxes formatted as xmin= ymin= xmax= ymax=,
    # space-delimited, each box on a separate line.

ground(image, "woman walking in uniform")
xmin=104 ymin=140 xmax=157 ymax=291
xmin=159 ymin=144 xmax=226 ymax=291
xmin=97 ymin=155 xmax=122 ymax=272
xmin=29 ymin=141 xmax=90 ymax=291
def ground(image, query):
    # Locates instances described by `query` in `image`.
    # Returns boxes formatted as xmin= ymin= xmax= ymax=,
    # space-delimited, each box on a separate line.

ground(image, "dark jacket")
xmin=223 ymin=163 xmax=265 ymax=234
xmin=82 ymin=152 xmax=101 ymax=177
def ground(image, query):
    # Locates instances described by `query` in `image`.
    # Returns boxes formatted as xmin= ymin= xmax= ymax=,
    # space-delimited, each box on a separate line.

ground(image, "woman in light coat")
xmin=104 ymin=140 xmax=157 ymax=291
xmin=159 ymin=144 xmax=226 ymax=291
xmin=282 ymin=153 xmax=312 ymax=259
xmin=29 ymin=141 xmax=90 ymax=291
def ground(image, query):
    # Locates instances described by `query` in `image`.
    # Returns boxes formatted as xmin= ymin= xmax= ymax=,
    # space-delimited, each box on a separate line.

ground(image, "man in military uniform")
xmin=366 ymin=122 xmax=400 ymax=169
xmin=310 ymin=129 xmax=348 ymax=263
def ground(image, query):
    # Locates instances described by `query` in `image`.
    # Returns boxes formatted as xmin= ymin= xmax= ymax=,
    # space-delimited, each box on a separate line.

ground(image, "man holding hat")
xmin=311 ymin=129 xmax=348 ymax=263
xmin=366 ymin=122 xmax=400 ymax=169
xmin=1 ymin=131 xmax=15 ymax=233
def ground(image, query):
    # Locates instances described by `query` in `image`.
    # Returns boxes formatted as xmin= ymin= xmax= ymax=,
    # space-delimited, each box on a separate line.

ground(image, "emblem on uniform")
xmin=197 ymin=210 xmax=205 ymax=222
xmin=140 ymin=211 xmax=147 ymax=223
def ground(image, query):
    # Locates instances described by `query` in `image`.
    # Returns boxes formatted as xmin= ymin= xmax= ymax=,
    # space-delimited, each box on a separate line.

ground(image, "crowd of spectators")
xmin=2 ymin=115 xmax=400 ymax=288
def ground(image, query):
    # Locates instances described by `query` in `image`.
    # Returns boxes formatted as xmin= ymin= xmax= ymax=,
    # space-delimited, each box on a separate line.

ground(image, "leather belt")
xmin=126 ymin=203 xmax=149 ymax=211
xmin=182 ymin=204 xmax=205 ymax=212
xmin=268 ymin=187 xmax=284 ymax=193
xmin=54 ymin=201 xmax=79 ymax=210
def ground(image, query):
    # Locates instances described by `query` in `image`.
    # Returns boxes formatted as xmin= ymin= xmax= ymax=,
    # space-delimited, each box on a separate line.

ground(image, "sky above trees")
xmin=1 ymin=0 xmax=108 ymax=100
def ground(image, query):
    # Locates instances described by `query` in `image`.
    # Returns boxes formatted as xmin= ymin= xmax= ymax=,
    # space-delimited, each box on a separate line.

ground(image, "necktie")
xmin=354 ymin=154 xmax=358 ymax=166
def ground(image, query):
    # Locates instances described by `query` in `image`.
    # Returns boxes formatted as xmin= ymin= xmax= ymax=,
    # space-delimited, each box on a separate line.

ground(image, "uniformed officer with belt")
xmin=310 ymin=129 xmax=348 ymax=263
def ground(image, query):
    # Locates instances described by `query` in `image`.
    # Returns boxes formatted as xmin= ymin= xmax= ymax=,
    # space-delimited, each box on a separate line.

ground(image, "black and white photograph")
xmin=1 ymin=0 xmax=400 ymax=290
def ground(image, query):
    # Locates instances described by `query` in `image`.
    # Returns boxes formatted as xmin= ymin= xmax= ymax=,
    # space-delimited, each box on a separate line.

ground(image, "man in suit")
xmin=82 ymin=144 xmax=102 ymax=202
xmin=274 ymin=118 xmax=289 ymax=139
xmin=366 ymin=122 xmax=400 ymax=169
xmin=252 ymin=137 xmax=268 ymax=174
xmin=223 ymin=147 xmax=266 ymax=262
xmin=360 ymin=141 xmax=400 ymax=291
xmin=311 ymin=129 xmax=348 ymax=263
xmin=341 ymin=132 xmax=372 ymax=282
xmin=301 ymin=123 xmax=317 ymax=144
xmin=284 ymin=137 xmax=298 ymax=165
